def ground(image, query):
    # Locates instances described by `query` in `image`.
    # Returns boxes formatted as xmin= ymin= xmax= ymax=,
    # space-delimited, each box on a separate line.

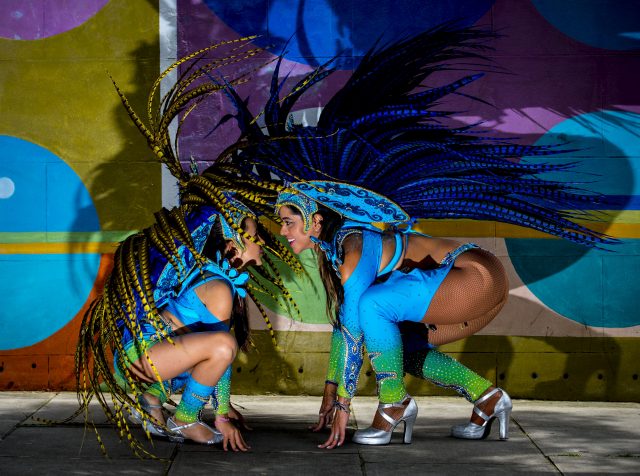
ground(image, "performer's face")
xmin=234 ymin=217 xmax=264 ymax=267
xmin=278 ymin=205 xmax=321 ymax=254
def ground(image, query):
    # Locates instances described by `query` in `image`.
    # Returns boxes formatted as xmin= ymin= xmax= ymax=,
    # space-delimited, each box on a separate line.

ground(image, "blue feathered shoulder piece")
xmin=221 ymin=23 xmax=617 ymax=248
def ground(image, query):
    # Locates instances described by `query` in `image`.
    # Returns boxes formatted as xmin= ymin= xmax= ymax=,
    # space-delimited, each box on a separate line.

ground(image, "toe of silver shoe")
xmin=352 ymin=427 xmax=392 ymax=445
xmin=450 ymin=422 xmax=485 ymax=439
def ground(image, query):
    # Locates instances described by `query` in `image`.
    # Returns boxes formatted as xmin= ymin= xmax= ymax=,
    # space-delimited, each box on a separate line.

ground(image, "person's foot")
xmin=167 ymin=418 xmax=220 ymax=444
xmin=370 ymin=397 xmax=412 ymax=431
xmin=141 ymin=393 xmax=166 ymax=425
xmin=451 ymin=387 xmax=512 ymax=440
xmin=352 ymin=397 xmax=418 ymax=445
xmin=469 ymin=387 xmax=501 ymax=426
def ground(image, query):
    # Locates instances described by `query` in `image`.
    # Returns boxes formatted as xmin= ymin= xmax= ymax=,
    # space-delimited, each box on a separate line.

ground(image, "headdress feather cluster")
xmin=221 ymin=24 xmax=616 ymax=248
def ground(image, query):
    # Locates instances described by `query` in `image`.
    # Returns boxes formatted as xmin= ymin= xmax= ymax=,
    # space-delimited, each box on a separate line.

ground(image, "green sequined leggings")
xmin=404 ymin=348 xmax=492 ymax=402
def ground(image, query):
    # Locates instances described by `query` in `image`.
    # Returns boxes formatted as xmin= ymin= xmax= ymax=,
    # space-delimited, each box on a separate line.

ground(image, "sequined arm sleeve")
xmin=211 ymin=365 xmax=232 ymax=415
xmin=325 ymin=325 xmax=343 ymax=385
xmin=336 ymin=230 xmax=381 ymax=399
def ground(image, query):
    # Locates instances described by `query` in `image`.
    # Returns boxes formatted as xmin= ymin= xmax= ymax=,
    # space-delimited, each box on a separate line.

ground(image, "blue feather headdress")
xmin=219 ymin=23 xmax=617 ymax=248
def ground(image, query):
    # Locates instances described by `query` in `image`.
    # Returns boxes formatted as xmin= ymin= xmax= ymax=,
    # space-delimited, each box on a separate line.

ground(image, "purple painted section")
xmin=446 ymin=0 xmax=640 ymax=143
xmin=174 ymin=0 xmax=640 ymax=165
xmin=0 ymin=0 xmax=109 ymax=40
xmin=175 ymin=0 xmax=351 ymax=166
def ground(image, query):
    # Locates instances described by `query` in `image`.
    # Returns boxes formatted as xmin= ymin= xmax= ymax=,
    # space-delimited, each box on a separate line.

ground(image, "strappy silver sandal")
xmin=451 ymin=388 xmax=512 ymax=440
xmin=166 ymin=417 xmax=223 ymax=445
xmin=352 ymin=396 xmax=418 ymax=445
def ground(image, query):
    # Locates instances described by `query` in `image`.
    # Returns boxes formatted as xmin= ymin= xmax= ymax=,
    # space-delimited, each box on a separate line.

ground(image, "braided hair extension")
xmin=75 ymin=41 xmax=305 ymax=459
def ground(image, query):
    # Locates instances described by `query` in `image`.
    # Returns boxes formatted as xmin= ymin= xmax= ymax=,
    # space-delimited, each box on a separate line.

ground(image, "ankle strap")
xmin=168 ymin=418 xmax=214 ymax=432
xmin=473 ymin=388 xmax=500 ymax=406
xmin=377 ymin=395 xmax=411 ymax=425
xmin=378 ymin=394 xmax=410 ymax=409
xmin=139 ymin=395 xmax=164 ymax=410
xmin=472 ymin=388 xmax=501 ymax=422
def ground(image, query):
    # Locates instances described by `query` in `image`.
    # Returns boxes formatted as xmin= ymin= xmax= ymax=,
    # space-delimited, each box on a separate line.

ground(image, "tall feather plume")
xmin=219 ymin=24 xmax=616 ymax=248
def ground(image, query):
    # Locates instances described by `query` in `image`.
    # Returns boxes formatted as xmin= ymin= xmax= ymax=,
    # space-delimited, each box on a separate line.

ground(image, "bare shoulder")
xmin=194 ymin=279 xmax=234 ymax=322
xmin=339 ymin=233 xmax=363 ymax=284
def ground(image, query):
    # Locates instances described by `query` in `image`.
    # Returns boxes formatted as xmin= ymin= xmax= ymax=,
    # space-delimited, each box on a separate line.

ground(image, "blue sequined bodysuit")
xmin=326 ymin=224 xmax=479 ymax=402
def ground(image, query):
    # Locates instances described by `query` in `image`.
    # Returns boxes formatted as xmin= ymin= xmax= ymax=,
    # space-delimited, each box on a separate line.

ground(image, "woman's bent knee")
xmin=207 ymin=332 xmax=238 ymax=363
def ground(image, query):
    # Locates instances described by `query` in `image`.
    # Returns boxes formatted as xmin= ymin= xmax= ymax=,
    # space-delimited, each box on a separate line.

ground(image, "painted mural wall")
xmin=0 ymin=0 xmax=639 ymax=400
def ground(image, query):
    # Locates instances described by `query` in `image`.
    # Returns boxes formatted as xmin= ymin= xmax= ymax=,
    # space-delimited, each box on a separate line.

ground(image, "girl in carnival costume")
xmin=75 ymin=39 xmax=301 ymax=457
xmin=216 ymin=25 xmax=617 ymax=447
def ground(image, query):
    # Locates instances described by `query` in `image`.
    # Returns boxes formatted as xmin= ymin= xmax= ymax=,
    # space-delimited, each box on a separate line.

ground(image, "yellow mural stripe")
xmin=0 ymin=231 xmax=135 ymax=244
xmin=0 ymin=242 xmax=119 ymax=254
xmin=2 ymin=224 xmax=638 ymax=255
xmin=2 ymin=211 xmax=639 ymax=255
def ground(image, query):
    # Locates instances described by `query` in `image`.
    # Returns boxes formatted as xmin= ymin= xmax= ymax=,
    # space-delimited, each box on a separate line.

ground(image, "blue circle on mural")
xmin=505 ymin=111 xmax=640 ymax=328
xmin=532 ymin=0 xmax=640 ymax=51
xmin=0 ymin=135 xmax=101 ymax=350
xmin=204 ymin=0 xmax=494 ymax=67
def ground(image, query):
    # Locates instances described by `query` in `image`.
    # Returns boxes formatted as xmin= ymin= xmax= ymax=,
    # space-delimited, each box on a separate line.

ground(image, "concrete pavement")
xmin=0 ymin=392 xmax=639 ymax=475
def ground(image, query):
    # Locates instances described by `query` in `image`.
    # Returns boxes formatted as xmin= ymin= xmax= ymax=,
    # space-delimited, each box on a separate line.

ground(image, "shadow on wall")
xmin=456 ymin=322 xmax=625 ymax=402
xmin=67 ymin=0 xmax=161 ymax=275
xmin=64 ymin=1 xmax=160 ymax=381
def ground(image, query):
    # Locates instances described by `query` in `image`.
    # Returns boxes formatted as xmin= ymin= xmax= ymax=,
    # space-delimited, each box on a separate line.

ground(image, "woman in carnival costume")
xmin=216 ymin=25 xmax=617 ymax=447
xmin=75 ymin=39 xmax=301 ymax=457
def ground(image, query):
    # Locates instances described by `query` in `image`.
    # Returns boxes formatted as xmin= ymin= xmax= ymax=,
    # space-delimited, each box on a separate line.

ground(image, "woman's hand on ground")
xmin=318 ymin=398 xmax=349 ymax=449
xmin=215 ymin=417 xmax=250 ymax=452
xmin=310 ymin=382 xmax=337 ymax=432
xmin=228 ymin=403 xmax=252 ymax=431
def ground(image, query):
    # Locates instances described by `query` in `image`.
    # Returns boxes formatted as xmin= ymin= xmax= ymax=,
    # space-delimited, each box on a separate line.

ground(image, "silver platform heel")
xmin=352 ymin=396 xmax=418 ymax=445
xmin=451 ymin=388 xmax=512 ymax=440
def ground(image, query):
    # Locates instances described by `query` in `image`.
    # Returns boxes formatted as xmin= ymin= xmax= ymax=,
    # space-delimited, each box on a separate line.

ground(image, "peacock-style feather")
xmin=217 ymin=24 xmax=616 ymax=248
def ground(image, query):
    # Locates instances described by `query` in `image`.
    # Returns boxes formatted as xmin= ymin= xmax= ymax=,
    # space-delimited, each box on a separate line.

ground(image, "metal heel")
xmin=451 ymin=388 xmax=512 ymax=440
xmin=353 ymin=396 xmax=418 ymax=445
xmin=402 ymin=412 xmax=417 ymax=444
xmin=497 ymin=407 xmax=511 ymax=440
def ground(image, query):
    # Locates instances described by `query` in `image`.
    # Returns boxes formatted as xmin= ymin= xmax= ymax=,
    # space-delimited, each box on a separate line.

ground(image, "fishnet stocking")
xmin=420 ymin=248 xmax=508 ymax=343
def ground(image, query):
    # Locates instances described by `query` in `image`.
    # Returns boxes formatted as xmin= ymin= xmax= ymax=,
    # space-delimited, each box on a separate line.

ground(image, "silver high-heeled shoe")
xmin=166 ymin=417 xmax=223 ymax=445
xmin=451 ymin=388 xmax=512 ymax=440
xmin=352 ymin=396 xmax=418 ymax=445
xmin=128 ymin=394 xmax=173 ymax=439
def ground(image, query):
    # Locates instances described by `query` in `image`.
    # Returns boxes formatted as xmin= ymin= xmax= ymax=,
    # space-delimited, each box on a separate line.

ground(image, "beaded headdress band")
xmin=281 ymin=181 xmax=409 ymax=226
xmin=221 ymin=192 xmax=257 ymax=250
xmin=275 ymin=190 xmax=319 ymax=232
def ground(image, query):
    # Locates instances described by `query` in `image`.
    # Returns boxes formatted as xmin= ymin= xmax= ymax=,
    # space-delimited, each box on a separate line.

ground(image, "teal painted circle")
xmin=0 ymin=135 xmax=101 ymax=349
xmin=505 ymin=111 xmax=640 ymax=328
xmin=0 ymin=135 xmax=100 ymax=232
xmin=532 ymin=0 xmax=640 ymax=51
xmin=525 ymin=110 xmax=639 ymax=197
xmin=506 ymin=239 xmax=640 ymax=328
xmin=0 ymin=254 xmax=102 ymax=350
